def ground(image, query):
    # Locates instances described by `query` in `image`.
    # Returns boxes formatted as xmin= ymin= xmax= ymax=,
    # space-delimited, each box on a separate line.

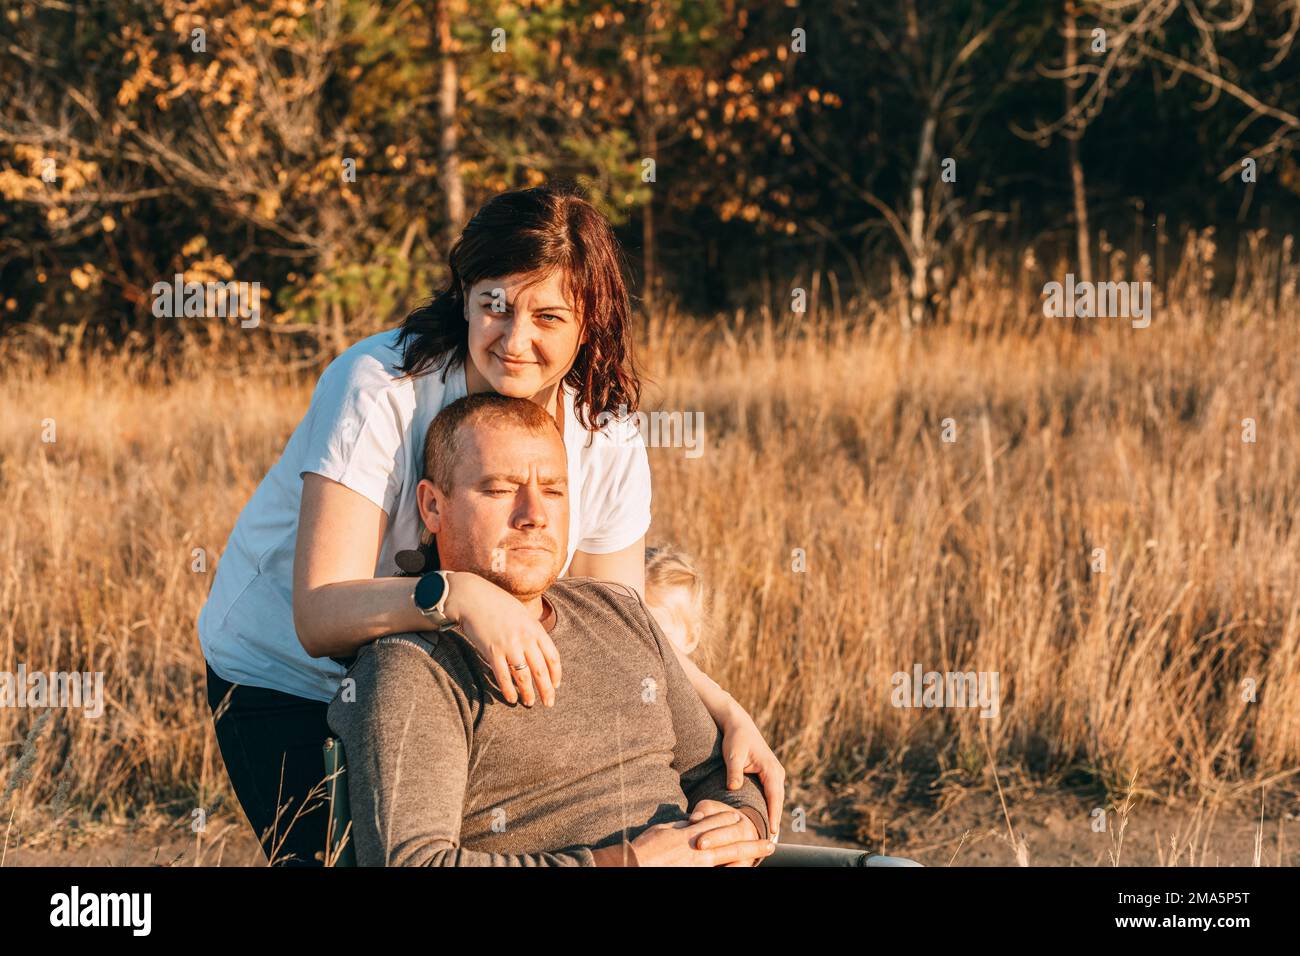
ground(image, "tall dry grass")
xmin=1 ymin=230 xmax=1298 ymax=850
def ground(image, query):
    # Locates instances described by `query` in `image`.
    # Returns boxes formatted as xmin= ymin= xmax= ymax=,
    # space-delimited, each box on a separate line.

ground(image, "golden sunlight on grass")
xmin=2 ymin=238 xmax=1297 ymax=862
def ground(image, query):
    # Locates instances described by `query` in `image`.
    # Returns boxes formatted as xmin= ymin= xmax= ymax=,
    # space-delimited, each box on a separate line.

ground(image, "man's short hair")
xmin=421 ymin=392 xmax=561 ymax=493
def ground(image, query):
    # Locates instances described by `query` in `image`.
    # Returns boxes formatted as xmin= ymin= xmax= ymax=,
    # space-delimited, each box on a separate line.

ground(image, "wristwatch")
xmin=413 ymin=570 xmax=456 ymax=630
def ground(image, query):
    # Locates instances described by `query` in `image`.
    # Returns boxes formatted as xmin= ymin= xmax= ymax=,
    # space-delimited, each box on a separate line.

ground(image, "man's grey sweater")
xmin=326 ymin=576 xmax=769 ymax=866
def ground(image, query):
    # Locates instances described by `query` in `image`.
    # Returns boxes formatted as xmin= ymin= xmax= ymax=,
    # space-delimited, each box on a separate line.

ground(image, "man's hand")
xmin=629 ymin=809 xmax=775 ymax=867
xmin=688 ymin=799 xmax=767 ymax=867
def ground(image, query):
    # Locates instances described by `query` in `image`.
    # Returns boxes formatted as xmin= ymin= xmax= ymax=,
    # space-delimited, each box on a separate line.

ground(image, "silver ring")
xmin=510 ymin=662 xmax=530 ymax=672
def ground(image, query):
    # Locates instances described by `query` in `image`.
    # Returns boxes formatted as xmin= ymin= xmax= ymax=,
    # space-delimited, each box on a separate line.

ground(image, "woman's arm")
xmin=565 ymin=537 xmax=647 ymax=594
xmin=566 ymin=539 xmax=787 ymax=836
xmin=668 ymin=634 xmax=786 ymax=839
xmin=293 ymin=474 xmax=561 ymax=703
xmin=292 ymin=474 xmax=433 ymax=657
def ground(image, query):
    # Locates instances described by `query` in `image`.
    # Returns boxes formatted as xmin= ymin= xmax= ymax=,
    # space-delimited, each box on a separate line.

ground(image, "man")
xmin=327 ymin=393 xmax=773 ymax=866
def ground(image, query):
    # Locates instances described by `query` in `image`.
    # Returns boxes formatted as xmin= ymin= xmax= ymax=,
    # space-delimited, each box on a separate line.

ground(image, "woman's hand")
xmin=630 ymin=810 xmax=775 ymax=867
xmin=442 ymin=571 xmax=562 ymax=707
xmin=718 ymin=700 xmax=786 ymax=839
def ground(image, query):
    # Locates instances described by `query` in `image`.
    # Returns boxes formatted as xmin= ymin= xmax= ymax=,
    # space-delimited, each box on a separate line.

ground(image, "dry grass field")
xmin=2 ymin=233 xmax=1298 ymax=864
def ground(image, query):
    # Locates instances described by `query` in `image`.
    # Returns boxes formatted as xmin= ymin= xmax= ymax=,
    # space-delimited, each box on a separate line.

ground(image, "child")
xmin=644 ymin=544 xmax=708 ymax=657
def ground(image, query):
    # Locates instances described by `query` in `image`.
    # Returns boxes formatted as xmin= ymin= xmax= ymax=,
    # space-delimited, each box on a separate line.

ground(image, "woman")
xmin=199 ymin=184 xmax=785 ymax=866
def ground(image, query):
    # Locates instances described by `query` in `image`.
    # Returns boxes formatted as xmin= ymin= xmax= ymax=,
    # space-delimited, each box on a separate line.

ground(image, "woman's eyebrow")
xmin=475 ymin=291 xmax=571 ymax=313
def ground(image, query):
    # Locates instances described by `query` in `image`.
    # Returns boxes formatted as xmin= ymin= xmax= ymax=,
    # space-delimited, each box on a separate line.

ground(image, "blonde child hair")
xmin=644 ymin=543 xmax=708 ymax=657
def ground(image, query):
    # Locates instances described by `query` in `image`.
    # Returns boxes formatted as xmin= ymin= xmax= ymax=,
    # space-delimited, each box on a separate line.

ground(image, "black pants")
xmin=204 ymin=661 xmax=332 ymax=867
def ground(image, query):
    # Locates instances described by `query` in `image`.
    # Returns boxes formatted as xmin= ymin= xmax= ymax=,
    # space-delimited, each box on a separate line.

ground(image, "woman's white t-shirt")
xmin=198 ymin=329 xmax=652 ymax=702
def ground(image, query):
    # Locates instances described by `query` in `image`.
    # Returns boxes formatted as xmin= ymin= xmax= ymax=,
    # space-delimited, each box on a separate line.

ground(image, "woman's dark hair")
xmin=395 ymin=183 xmax=641 ymax=430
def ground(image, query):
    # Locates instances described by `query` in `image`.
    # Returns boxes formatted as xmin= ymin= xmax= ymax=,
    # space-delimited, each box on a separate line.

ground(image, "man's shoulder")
xmin=547 ymin=579 xmax=663 ymax=652
xmin=549 ymin=577 xmax=645 ymax=610
xmin=373 ymin=631 xmax=439 ymax=654
xmin=326 ymin=631 xmax=483 ymax=743
xmin=336 ymin=630 xmax=479 ymax=698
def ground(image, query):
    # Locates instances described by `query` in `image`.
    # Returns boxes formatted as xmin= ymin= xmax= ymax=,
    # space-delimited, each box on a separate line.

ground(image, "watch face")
xmin=414 ymin=571 xmax=446 ymax=611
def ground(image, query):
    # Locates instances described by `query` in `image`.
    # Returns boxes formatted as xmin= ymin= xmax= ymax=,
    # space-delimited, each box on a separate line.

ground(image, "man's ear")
xmin=416 ymin=478 xmax=444 ymax=535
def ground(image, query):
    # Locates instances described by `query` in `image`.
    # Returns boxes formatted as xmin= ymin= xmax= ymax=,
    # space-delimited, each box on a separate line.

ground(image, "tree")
xmin=791 ymin=0 xmax=1029 ymax=328
xmin=1028 ymin=0 xmax=1300 ymax=220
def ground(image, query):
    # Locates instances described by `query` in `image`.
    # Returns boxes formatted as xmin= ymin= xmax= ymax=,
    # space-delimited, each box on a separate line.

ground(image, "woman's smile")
xmin=494 ymin=352 xmax=537 ymax=371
